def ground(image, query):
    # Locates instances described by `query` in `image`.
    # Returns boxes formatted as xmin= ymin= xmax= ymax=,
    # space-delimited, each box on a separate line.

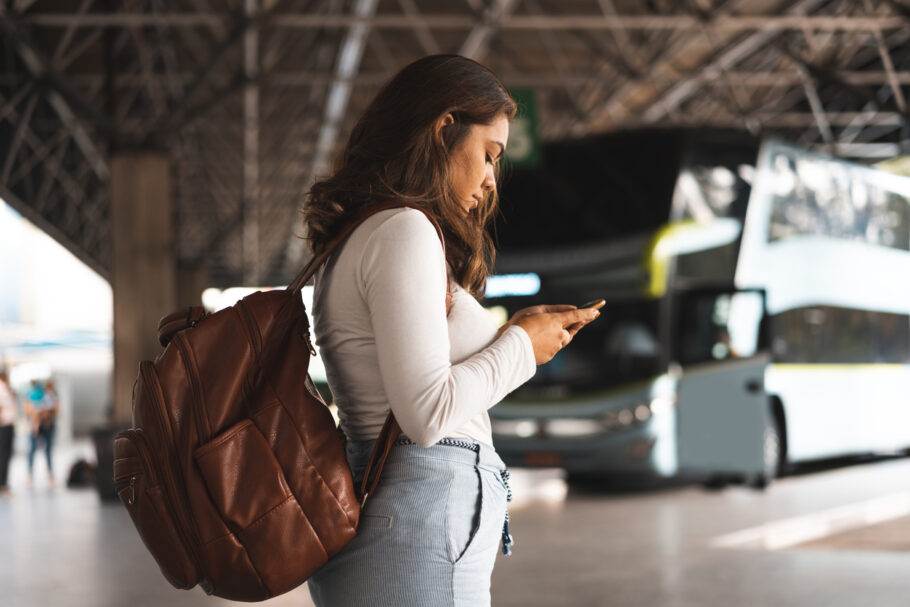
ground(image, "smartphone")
xmin=579 ymin=298 xmax=606 ymax=310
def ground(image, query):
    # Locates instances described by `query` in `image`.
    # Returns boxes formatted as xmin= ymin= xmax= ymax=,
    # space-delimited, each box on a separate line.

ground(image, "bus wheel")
xmin=703 ymin=474 xmax=730 ymax=490
xmin=748 ymin=416 xmax=783 ymax=490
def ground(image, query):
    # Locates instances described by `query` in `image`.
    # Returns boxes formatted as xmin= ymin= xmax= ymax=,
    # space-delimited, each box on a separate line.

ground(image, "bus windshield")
xmin=488 ymin=129 xmax=765 ymax=397
xmin=486 ymin=291 xmax=662 ymax=398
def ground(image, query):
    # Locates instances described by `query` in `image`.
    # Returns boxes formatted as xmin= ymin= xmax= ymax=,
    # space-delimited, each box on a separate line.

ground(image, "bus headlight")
xmin=544 ymin=418 xmax=604 ymax=437
xmin=603 ymin=408 xmax=640 ymax=430
xmin=649 ymin=396 xmax=676 ymax=416
xmin=492 ymin=419 xmax=540 ymax=437
xmin=618 ymin=408 xmax=635 ymax=426
xmin=634 ymin=404 xmax=651 ymax=422
xmin=602 ymin=412 xmax=621 ymax=430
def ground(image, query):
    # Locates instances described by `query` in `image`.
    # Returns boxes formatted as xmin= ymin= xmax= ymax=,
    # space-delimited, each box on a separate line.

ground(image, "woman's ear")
xmin=434 ymin=112 xmax=455 ymax=141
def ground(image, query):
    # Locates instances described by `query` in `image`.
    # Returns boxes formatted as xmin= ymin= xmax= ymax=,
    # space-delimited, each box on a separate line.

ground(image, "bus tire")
xmin=703 ymin=474 xmax=731 ymax=490
xmin=748 ymin=411 xmax=784 ymax=490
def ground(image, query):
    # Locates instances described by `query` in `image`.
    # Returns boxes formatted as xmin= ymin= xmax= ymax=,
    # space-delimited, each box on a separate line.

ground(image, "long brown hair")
xmin=301 ymin=54 xmax=516 ymax=297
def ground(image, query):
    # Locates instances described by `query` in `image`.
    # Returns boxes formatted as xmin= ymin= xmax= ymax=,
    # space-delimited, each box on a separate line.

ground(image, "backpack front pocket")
xmin=194 ymin=418 xmax=327 ymax=595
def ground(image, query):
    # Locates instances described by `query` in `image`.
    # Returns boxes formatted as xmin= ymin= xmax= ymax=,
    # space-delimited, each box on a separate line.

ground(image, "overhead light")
xmin=485 ymin=273 xmax=541 ymax=298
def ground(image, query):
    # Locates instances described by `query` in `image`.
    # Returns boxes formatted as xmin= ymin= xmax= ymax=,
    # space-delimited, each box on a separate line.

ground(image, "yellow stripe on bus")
xmin=644 ymin=222 xmax=691 ymax=298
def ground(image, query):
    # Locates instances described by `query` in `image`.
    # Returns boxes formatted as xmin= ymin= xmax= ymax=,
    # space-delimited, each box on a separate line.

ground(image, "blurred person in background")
xmin=0 ymin=368 xmax=16 ymax=496
xmin=24 ymin=379 xmax=59 ymax=487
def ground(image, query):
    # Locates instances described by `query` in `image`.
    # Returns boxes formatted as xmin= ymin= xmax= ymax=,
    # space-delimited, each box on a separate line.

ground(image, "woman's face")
xmin=448 ymin=115 xmax=509 ymax=214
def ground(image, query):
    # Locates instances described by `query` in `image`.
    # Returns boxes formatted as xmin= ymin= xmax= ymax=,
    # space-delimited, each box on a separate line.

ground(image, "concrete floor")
xmin=3 ymin=441 xmax=910 ymax=606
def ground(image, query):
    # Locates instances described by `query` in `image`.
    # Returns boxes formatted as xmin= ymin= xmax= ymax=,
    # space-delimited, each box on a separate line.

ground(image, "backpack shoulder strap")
xmin=287 ymin=201 xmax=447 ymax=505
xmin=287 ymin=202 xmax=445 ymax=294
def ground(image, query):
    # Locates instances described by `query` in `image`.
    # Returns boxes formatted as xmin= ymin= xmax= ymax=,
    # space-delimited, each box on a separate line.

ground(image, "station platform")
xmin=3 ymin=440 xmax=910 ymax=606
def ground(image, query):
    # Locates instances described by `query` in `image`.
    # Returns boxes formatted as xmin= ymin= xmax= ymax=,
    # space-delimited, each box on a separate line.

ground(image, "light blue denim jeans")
xmin=307 ymin=436 xmax=512 ymax=607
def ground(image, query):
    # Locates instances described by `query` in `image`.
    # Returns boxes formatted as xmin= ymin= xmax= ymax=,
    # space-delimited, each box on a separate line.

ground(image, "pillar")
xmin=110 ymin=151 xmax=176 ymax=425
xmin=177 ymin=264 xmax=206 ymax=308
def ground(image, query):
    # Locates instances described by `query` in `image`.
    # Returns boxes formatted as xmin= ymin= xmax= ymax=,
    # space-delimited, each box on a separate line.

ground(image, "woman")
xmin=25 ymin=379 xmax=58 ymax=487
xmin=303 ymin=55 xmax=600 ymax=606
xmin=0 ymin=368 xmax=16 ymax=496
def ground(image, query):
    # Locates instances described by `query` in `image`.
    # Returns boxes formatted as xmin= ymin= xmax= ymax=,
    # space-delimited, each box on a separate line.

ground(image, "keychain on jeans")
xmin=500 ymin=469 xmax=514 ymax=555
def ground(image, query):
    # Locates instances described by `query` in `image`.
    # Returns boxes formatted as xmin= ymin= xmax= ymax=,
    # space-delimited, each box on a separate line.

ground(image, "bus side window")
xmin=677 ymin=291 xmax=764 ymax=364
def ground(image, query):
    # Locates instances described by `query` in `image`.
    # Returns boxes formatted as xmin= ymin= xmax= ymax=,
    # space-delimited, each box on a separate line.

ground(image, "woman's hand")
xmin=512 ymin=308 xmax=601 ymax=365
xmin=495 ymin=304 xmax=577 ymax=339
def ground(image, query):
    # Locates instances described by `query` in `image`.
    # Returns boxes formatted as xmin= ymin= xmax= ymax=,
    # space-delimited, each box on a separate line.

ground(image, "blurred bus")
xmin=487 ymin=130 xmax=910 ymax=487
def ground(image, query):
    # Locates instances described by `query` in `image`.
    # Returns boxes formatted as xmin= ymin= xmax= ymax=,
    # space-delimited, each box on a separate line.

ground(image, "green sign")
xmin=505 ymin=88 xmax=541 ymax=168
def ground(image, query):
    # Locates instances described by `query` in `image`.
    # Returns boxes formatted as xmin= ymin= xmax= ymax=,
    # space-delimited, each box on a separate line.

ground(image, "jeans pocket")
xmin=446 ymin=465 xmax=484 ymax=564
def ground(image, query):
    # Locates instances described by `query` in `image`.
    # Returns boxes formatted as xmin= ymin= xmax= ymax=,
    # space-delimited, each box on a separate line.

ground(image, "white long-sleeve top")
xmin=0 ymin=381 xmax=17 ymax=427
xmin=312 ymin=207 xmax=537 ymax=447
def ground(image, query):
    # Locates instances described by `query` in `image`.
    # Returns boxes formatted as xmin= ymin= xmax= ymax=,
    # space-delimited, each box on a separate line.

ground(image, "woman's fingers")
xmin=542 ymin=304 xmax=577 ymax=313
xmin=561 ymin=308 xmax=600 ymax=340
xmin=566 ymin=315 xmax=599 ymax=337
xmin=512 ymin=304 xmax=576 ymax=321
xmin=514 ymin=307 xmax=602 ymax=365
xmin=556 ymin=308 xmax=600 ymax=328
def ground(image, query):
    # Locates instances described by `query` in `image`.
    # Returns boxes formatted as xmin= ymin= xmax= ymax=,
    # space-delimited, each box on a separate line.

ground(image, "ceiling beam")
xmin=796 ymin=62 xmax=835 ymax=144
xmin=523 ymin=0 xmax=586 ymax=122
xmin=0 ymin=12 xmax=110 ymax=180
xmin=758 ymin=110 xmax=904 ymax=126
xmin=0 ymin=87 xmax=110 ymax=277
xmin=308 ymin=0 xmax=378 ymax=182
xmin=571 ymin=0 xmax=741 ymax=135
xmin=595 ymin=0 xmax=643 ymax=74
xmin=0 ymin=91 xmax=39 ymax=185
xmin=581 ymin=111 xmax=906 ymax=129
xmin=18 ymin=12 xmax=908 ymax=32
xmin=863 ymin=0 xmax=907 ymax=113
xmin=153 ymin=8 xmax=269 ymax=139
xmin=397 ymin=0 xmax=440 ymax=54
xmin=19 ymin=69 xmax=910 ymax=88
xmin=459 ymin=0 xmax=518 ymax=60
xmin=278 ymin=0 xmax=375 ymax=280
xmin=640 ymin=0 xmax=831 ymax=123
xmin=49 ymin=0 xmax=94 ymax=66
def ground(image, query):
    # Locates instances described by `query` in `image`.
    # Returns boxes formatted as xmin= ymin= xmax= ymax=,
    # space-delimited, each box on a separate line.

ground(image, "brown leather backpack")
xmin=113 ymin=202 xmax=444 ymax=601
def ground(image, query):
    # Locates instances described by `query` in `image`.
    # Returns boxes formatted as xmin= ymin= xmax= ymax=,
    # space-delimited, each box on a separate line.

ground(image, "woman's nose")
xmin=482 ymin=167 xmax=496 ymax=191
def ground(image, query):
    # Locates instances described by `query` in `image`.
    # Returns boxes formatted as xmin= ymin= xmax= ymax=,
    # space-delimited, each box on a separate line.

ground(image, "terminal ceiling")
xmin=1 ymin=0 xmax=909 ymax=288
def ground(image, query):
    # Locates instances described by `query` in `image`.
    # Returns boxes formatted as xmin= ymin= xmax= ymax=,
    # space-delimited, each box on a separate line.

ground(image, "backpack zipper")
xmin=173 ymin=335 xmax=211 ymax=443
xmin=117 ymin=428 xmax=199 ymax=560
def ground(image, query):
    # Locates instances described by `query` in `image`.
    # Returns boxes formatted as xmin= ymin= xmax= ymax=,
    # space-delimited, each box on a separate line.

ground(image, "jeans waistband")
xmin=346 ymin=435 xmax=506 ymax=472
xmin=393 ymin=436 xmax=479 ymax=452
xmin=397 ymin=435 xmax=506 ymax=472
